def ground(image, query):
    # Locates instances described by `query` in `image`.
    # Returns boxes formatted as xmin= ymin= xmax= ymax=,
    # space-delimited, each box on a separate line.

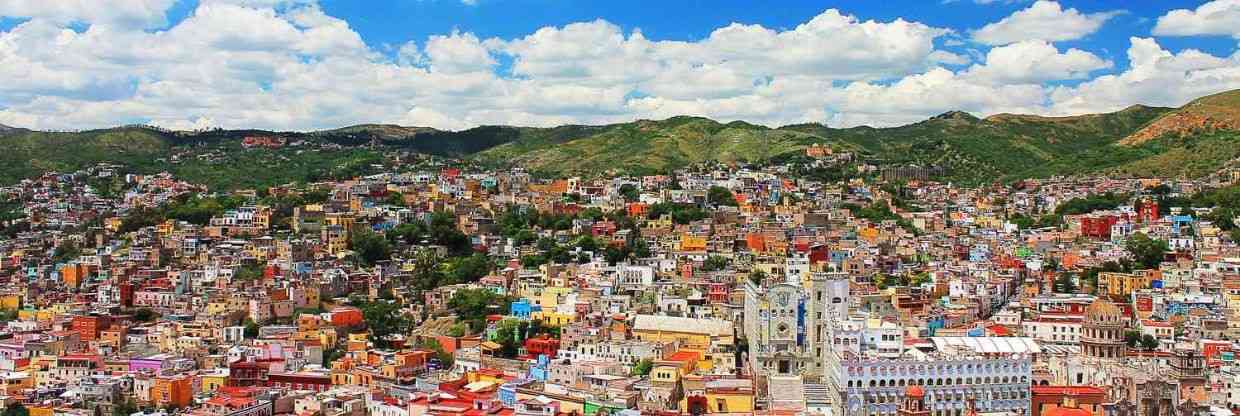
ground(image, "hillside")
xmin=1 ymin=89 xmax=1238 ymax=187
xmin=1121 ymin=90 xmax=1240 ymax=146
xmin=474 ymin=117 xmax=848 ymax=176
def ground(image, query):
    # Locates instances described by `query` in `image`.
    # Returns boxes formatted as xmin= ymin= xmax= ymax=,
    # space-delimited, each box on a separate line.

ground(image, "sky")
xmin=0 ymin=0 xmax=1238 ymax=131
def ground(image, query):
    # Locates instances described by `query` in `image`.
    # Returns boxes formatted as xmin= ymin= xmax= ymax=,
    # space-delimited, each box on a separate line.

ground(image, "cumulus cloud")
xmin=0 ymin=2 xmax=1235 ymax=132
xmin=0 ymin=0 xmax=176 ymax=28
xmin=1153 ymin=0 xmax=1240 ymax=38
xmin=1048 ymin=37 xmax=1240 ymax=115
xmin=962 ymin=40 xmax=1111 ymax=84
xmin=972 ymin=1 xmax=1122 ymax=45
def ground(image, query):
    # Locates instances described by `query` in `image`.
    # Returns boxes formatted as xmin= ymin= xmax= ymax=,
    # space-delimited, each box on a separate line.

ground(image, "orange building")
xmin=61 ymin=263 xmax=89 ymax=289
xmin=330 ymin=307 xmax=364 ymax=328
xmin=152 ymin=374 xmax=193 ymax=408
xmin=71 ymin=315 xmax=112 ymax=341
xmin=627 ymin=203 xmax=649 ymax=218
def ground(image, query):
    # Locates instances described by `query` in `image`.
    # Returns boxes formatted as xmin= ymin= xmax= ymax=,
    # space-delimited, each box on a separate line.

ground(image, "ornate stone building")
xmin=1081 ymin=298 xmax=1127 ymax=359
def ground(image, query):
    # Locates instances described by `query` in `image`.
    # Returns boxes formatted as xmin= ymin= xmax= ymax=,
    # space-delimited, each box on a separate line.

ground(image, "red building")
xmin=1030 ymin=386 xmax=1106 ymax=416
xmin=1080 ymin=215 xmax=1118 ymax=239
xmin=71 ymin=315 xmax=112 ymax=341
xmin=267 ymin=372 xmax=332 ymax=392
xmin=330 ymin=306 xmax=365 ymax=328
xmin=523 ymin=335 xmax=560 ymax=359
xmin=1137 ymin=198 xmax=1160 ymax=223
xmin=118 ymin=282 xmax=134 ymax=308
xmin=591 ymin=221 xmax=617 ymax=237
xmin=228 ymin=360 xmax=277 ymax=387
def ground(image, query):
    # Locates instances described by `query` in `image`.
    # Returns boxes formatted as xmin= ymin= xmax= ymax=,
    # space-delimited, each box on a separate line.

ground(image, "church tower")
xmin=898 ymin=386 xmax=930 ymax=416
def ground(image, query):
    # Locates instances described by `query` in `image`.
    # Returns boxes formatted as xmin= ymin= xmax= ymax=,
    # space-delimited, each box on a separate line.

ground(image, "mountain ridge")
xmin=1 ymin=89 xmax=1238 ymax=187
xmin=1121 ymin=90 xmax=1240 ymax=146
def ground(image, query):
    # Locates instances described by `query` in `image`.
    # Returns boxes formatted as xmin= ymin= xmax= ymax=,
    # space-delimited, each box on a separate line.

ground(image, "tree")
xmin=408 ymin=249 xmax=446 ymax=291
xmin=1125 ymin=233 xmax=1169 ymax=270
xmin=243 ymin=318 xmax=260 ymax=338
xmin=701 ymin=255 xmax=730 ymax=272
xmin=1140 ymin=334 xmax=1160 ymax=351
xmin=909 ymin=272 xmax=932 ymax=286
xmin=1124 ymin=330 xmax=1141 ymax=348
xmin=133 ymin=308 xmax=158 ymax=322
xmin=385 ymin=192 xmax=405 ymax=207
xmin=416 ymin=337 xmax=455 ymax=368
xmin=112 ymin=399 xmax=138 ymax=416
xmin=350 ymin=226 xmax=392 ymax=266
xmin=447 ymin=288 xmax=512 ymax=332
xmin=618 ymin=184 xmax=640 ymax=202
xmin=3 ymin=403 xmax=28 ymax=416
xmin=708 ymin=186 xmax=737 ymax=206
xmin=359 ymin=300 xmax=412 ymax=348
xmin=748 ymin=270 xmax=767 ymax=286
xmin=1053 ymin=273 xmax=1078 ymax=294
xmin=631 ymin=358 xmax=654 ymax=376
xmin=446 ymin=253 xmax=493 ymax=285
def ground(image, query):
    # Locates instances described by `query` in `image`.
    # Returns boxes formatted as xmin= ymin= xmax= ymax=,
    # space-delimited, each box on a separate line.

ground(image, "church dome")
xmin=1085 ymin=298 xmax=1121 ymax=324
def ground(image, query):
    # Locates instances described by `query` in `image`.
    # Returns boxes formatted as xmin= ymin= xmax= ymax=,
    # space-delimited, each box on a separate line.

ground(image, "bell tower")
xmin=898 ymin=386 xmax=930 ymax=416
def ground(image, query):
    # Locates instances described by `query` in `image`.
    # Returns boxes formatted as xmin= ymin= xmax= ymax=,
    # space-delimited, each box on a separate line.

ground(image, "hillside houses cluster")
xmin=0 ymin=162 xmax=1238 ymax=416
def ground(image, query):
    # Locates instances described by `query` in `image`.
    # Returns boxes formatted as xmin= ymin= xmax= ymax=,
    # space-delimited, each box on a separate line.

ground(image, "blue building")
xmin=510 ymin=299 xmax=541 ymax=320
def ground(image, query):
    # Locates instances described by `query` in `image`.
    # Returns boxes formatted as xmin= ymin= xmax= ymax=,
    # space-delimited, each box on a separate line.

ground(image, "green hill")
xmin=2 ymin=89 xmax=1239 ymax=187
xmin=473 ymin=116 xmax=852 ymax=176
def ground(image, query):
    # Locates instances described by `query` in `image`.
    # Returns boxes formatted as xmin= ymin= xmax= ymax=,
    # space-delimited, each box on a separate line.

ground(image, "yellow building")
xmin=679 ymin=375 xmax=756 ymax=414
xmin=680 ymin=234 xmax=708 ymax=251
xmin=0 ymin=294 xmax=20 ymax=311
xmin=630 ymin=315 xmax=733 ymax=351
xmin=533 ymin=310 xmax=576 ymax=326
xmin=1099 ymin=271 xmax=1157 ymax=297
xmin=200 ymin=370 xmax=228 ymax=393
xmin=0 ymin=372 xmax=32 ymax=395
xmin=27 ymin=406 xmax=53 ymax=416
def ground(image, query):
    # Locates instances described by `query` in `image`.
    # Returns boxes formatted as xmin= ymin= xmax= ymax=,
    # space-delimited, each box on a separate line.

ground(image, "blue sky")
xmin=0 ymin=0 xmax=1237 ymax=130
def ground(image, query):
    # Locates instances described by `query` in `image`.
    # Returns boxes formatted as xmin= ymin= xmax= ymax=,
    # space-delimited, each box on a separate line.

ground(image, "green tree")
xmin=701 ymin=255 xmax=730 ymax=272
xmin=1124 ymin=330 xmax=1141 ymax=348
xmin=52 ymin=241 xmax=82 ymax=263
xmin=1139 ymin=334 xmax=1160 ymax=351
xmin=323 ymin=347 xmax=345 ymax=366
xmin=132 ymin=308 xmax=158 ymax=322
xmin=632 ymin=358 xmax=654 ymax=376
xmin=408 ymin=249 xmax=446 ymax=291
xmin=243 ymin=318 xmax=260 ymax=338
xmin=447 ymin=253 xmax=493 ymax=285
xmin=415 ymin=337 xmax=455 ymax=368
xmin=2 ymin=403 xmax=28 ymax=416
xmin=385 ymin=192 xmax=405 ymax=207
xmin=112 ymin=399 xmax=138 ymax=416
xmin=359 ymin=300 xmax=412 ymax=348
xmin=708 ymin=186 xmax=737 ymax=206
xmin=447 ymin=288 xmax=512 ymax=332
xmin=748 ymin=270 xmax=767 ymax=286
xmin=909 ymin=272 xmax=932 ymax=286
xmin=349 ymin=226 xmax=392 ymax=266
xmin=1125 ymin=233 xmax=1169 ymax=269
xmin=1053 ymin=273 xmax=1078 ymax=294
xmin=618 ymin=184 xmax=640 ymax=202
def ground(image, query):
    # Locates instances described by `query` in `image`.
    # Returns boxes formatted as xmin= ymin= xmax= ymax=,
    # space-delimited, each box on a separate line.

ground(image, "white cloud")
xmin=0 ymin=0 xmax=176 ymax=28
xmin=972 ymin=1 xmax=1121 ymax=45
xmin=962 ymin=40 xmax=1111 ymax=84
xmin=1153 ymin=0 xmax=1240 ymax=38
xmin=0 ymin=3 xmax=1234 ymax=133
xmin=424 ymin=31 xmax=496 ymax=74
xmin=1048 ymin=37 xmax=1240 ymax=115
